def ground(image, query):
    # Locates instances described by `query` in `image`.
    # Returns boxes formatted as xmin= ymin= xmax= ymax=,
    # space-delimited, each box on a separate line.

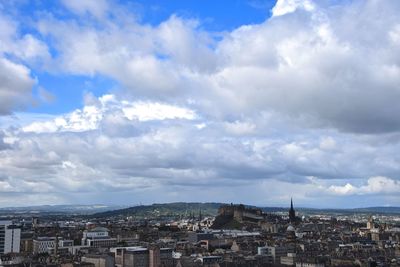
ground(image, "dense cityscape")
xmin=1 ymin=201 xmax=400 ymax=267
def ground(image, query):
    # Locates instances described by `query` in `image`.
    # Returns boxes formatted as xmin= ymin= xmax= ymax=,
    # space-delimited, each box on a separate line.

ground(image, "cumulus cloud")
xmin=12 ymin=34 xmax=51 ymax=64
xmin=271 ymin=0 xmax=315 ymax=17
xmin=36 ymin=13 xmax=213 ymax=99
xmin=0 ymin=12 xmax=50 ymax=115
xmin=328 ymin=183 xmax=356 ymax=196
xmin=328 ymin=176 xmax=400 ymax=196
xmin=32 ymin=0 xmax=400 ymax=133
xmin=0 ymin=12 xmax=50 ymax=65
xmin=22 ymin=94 xmax=197 ymax=133
xmin=213 ymin=0 xmax=400 ymax=133
xmin=122 ymin=101 xmax=197 ymax=121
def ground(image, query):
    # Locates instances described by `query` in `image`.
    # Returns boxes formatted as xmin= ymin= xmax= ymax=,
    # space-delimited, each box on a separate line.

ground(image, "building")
xmin=59 ymin=239 xmax=74 ymax=247
xmin=217 ymin=204 xmax=264 ymax=223
xmin=264 ymin=246 xmax=287 ymax=264
xmin=82 ymin=227 xmax=117 ymax=248
xmin=32 ymin=217 xmax=39 ymax=228
xmin=20 ymin=234 xmax=33 ymax=253
xmin=296 ymin=261 xmax=325 ymax=267
xmin=281 ymin=253 xmax=296 ymax=266
xmin=367 ymin=216 xmax=375 ymax=230
xmin=286 ymin=225 xmax=296 ymax=243
xmin=81 ymin=254 xmax=115 ymax=267
xmin=114 ymin=246 xmax=173 ymax=267
xmin=33 ymin=237 xmax=56 ymax=254
xmin=0 ymin=221 xmax=21 ymax=254
xmin=202 ymin=256 xmax=222 ymax=265
xmin=188 ymin=232 xmax=214 ymax=243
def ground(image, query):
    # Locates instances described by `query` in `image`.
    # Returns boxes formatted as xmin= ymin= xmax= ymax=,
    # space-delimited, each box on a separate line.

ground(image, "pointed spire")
xmin=289 ymin=197 xmax=296 ymax=223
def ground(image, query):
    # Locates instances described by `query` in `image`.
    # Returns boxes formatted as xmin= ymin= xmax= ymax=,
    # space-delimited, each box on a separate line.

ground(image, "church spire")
xmin=289 ymin=197 xmax=296 ymax=223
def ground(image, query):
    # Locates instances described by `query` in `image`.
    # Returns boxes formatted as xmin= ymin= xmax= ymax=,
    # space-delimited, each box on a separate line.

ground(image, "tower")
xmin=289 ymin=198 xmax=296 ymax=223
xmin=367 ymin=216 xmax=374 ymax=230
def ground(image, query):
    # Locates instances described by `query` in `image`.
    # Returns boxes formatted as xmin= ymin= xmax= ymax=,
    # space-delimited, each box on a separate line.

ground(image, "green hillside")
xmin=91 ymin=202 xmax=223 ymax=218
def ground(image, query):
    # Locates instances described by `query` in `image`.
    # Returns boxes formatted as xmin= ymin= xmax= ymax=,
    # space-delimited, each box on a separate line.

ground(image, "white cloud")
xmin=328 ymin=176 xmax=400 ymax=196
xmin=328 ymin=183 xmax=357 ymax=195
xmin=272 ymin=0 xmax=315 ymax=17
xmin=122 ymin=101 xmax=196 ymax=121
xmin=22 ymin=105 xmax=102 ymax=133
xmin=22 ymin=95 xmax=197 ymax=133
xmin=0 ymin=12 xmax=50 ymax=66
xmin=360 ymin=176 xmax=400 ymax=194
xmin=13 ymin=34 xmax=51 ymax=63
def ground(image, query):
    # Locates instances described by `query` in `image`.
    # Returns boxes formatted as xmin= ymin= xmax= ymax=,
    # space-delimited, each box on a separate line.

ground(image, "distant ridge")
xmin=1 ymin=203 xmax=399 ymax=217
xmin=262 ymin=206 xmax=400 ymax=215
xmin=348 ymin=206 xmax=400 ymax=214
xmin=90 ymin=202 xmax=223 ymax=218
xmin=0 ymin=204 xmax=125 ymax=215
xmin=90 ymin=202 xmax=400 ymax=218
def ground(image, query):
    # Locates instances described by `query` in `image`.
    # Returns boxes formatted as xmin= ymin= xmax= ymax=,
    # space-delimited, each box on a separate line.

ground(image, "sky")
xmin=0 ymin=0 xmax=400 ymax=208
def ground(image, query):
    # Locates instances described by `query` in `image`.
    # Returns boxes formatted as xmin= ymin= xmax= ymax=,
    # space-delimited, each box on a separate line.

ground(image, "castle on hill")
xmin=218 ymin=204 xmax=264 ymax=223
xmin=212 ymin=199 xmax=301 ymax=229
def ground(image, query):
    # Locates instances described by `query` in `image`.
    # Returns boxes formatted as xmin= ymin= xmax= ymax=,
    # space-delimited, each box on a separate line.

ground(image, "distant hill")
xmin=265 ymin=206 xmax=400 ymax=215
xmin=0 ymin=204 xmax=124 ymax=215
xmin=2 ymin=203 xmax=399 ymax=218
xmin=92 ymin=203 xmax=400 ymax=219
xmin=349 ymin=207 xmax=400 ymax=214
xmin=91 ymin=202 xmax=223 ymax=218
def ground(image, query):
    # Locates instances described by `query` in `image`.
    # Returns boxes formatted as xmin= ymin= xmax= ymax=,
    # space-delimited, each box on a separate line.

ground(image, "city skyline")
xmin=1 ymin=0 xmax=400 ymax=208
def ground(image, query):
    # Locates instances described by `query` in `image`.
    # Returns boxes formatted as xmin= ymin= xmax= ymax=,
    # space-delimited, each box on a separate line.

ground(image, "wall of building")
xmin=0 ymin=221 xmax=21 ymax=254
xmin=82 ymin=255 xmax=115 ymax=267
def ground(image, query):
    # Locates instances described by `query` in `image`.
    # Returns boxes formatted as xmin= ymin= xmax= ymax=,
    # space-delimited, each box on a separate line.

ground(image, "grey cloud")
xmin=0 ymin=131 xmax=10 ymax=150
xmin=2 ymin=108 xmax=400 ymax=206
xmin=5 ymin=106 xmax=400 ymax=190
xmin=210 ymin=0 xmax=400 ymax=133
xmin=0 ymin=58 xmax=34 ymax=115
